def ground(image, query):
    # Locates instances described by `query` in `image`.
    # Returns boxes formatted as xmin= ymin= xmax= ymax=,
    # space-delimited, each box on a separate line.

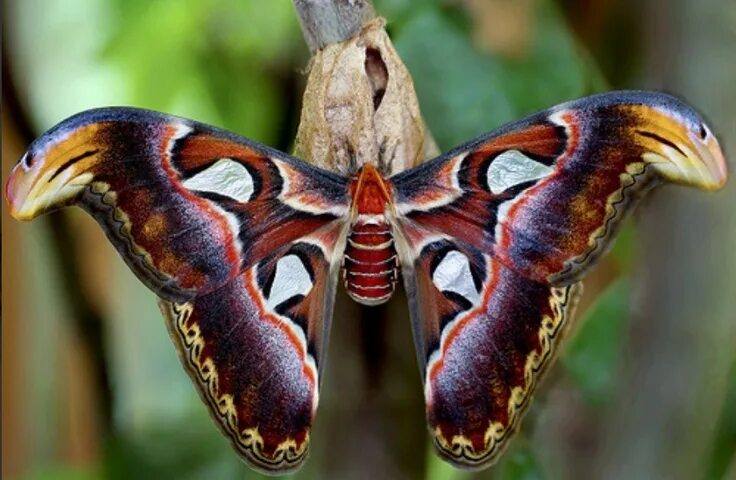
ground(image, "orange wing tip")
xmin=4 ymin=170 xmax=30 ymax=221
xmin=700 ymin=136 xmax=728 ymax=191
xmin=4 ymin=160 xmax=41 ymax=221
xmin=4 ymin=153 xmax=95 ymax=221
xmin=628 ymin=104 xmax=729 ymax=191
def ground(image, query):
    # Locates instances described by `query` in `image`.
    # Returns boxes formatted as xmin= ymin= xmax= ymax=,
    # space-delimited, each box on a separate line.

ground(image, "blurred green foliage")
xmin=392 ymin=0 xmax=606 ymax=148
xmin=9 ymin=0 xmax=708 ymax=479
xmin=101 ymin=0 xmax=304 ymax=146
xmin=562 ymin=278 xmax=630 ymax=407
xmin=708 ymin=362 xmax=736 ymax=480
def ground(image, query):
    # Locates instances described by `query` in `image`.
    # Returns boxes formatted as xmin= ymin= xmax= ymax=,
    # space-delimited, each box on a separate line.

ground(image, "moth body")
xmin=343 ymin=164 xmax=399 ymax=305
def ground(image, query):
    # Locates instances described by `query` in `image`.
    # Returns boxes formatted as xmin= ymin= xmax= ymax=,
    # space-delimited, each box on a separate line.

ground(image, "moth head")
xmin=350 ymin=163 xmax=394 ymax=217
xmin=5 ymin=120 xmax=103 ymax=221
xmin=629 ymin=102 xmax=727 ymax=191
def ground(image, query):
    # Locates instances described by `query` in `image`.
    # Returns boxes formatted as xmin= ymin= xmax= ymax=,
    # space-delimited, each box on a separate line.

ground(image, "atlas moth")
xmin=6 ymin=87 xmax=727 ymax=473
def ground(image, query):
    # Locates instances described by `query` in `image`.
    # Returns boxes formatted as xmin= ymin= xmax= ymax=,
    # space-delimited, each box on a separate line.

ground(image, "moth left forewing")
xmin=390 ymin=90 xmax=726 ymax=468
xmin=5 ymin=107 xmax=352 ymax=301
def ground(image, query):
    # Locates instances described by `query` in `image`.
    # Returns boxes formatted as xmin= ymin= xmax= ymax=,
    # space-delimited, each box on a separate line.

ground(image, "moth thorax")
xmin=342 ymin=215 xmax=399 ymax=306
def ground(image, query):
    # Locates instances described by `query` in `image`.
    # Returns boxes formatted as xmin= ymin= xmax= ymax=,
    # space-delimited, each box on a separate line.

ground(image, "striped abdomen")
xmin=342 ymin=216 xmax=399 ymax=305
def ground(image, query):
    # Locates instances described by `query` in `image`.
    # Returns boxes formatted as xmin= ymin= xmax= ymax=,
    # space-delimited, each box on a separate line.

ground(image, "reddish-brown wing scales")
xmin=160 ymin=236 xmax=343 ymax=472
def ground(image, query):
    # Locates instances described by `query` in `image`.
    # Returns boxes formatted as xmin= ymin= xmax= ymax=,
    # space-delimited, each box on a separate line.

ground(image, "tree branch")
xmin=292 ymin=0 xmax=376 ymax=52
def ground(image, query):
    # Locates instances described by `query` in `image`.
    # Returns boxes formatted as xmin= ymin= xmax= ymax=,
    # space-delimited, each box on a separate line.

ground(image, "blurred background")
xmin=2 ymin=0 xmax=734 ymax=479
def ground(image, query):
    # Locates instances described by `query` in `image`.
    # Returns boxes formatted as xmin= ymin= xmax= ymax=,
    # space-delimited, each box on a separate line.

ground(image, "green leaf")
xmin=102 ymin=414 xmax=257 ymax=480
xmin=497 ymin=1 xmax=593 ymax=114
xmin=99 ymin=0 xmax=299 ymax=141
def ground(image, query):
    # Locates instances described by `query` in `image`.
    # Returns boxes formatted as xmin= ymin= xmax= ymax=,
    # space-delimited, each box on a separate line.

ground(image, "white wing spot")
xmin=182 ymin=158 xmax=254 ymax=202
xmin=265 ymin=255 xmax=313 ymax=310
xmin=487 ymin=150 xmax=554 ymax=194
xmin=432 ymin=251 xmax=480 ymax=305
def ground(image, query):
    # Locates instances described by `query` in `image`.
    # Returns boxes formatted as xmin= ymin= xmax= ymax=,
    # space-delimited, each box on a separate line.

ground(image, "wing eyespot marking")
xmin=431 ymin=250 xmax=481 ymax=305
xmin=698 ymin=123 xmax=709 ymax=140
xmin=264 ymin=254 xmax=314 ymax=311
xmin=20 ymin=151 xmax=34 ymax=171
xmin=181 ymin=158 xmax=255 ymax=203
xmin=486 ymin=150 xmax=554 ymax=195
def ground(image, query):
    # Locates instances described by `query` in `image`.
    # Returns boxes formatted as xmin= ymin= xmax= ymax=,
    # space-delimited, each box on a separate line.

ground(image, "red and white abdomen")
xmin=342 ymin=215 xmax=398 ymax=305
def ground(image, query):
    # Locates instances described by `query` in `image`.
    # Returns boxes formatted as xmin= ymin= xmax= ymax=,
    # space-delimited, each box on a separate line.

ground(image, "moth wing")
xmin=160 ymin=233 xmax=345 ymax=473
xmin=390 ymin=91 xmax=726 ymax=468
xmin=5 ymin=107 xmax=351 ymax=472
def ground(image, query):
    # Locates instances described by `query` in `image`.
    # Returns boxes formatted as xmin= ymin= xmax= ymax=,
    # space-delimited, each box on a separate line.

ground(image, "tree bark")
xmin=293 ymin=0 xmax=376 ymax=52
